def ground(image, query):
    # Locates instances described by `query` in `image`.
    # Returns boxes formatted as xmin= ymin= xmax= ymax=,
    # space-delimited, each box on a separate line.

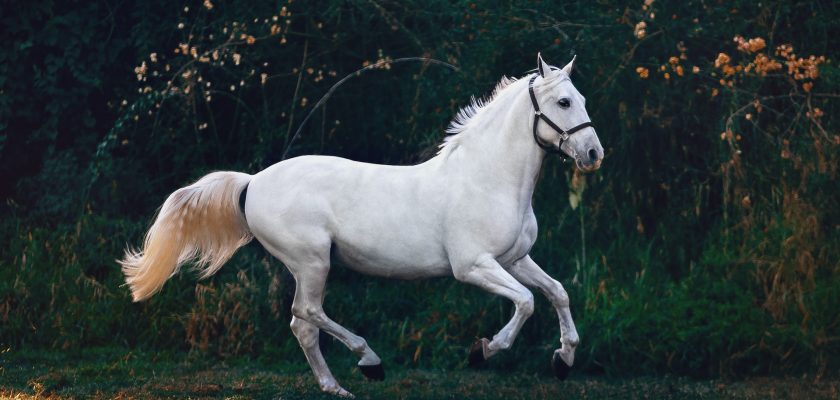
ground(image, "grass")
xmin=1 ymin=347 xmax=838 ymax=399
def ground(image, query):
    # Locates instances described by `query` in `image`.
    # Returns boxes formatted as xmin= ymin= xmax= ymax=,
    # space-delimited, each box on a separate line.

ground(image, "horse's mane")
xmin=437 ymin=75 xmax=518 ymax=154
xmin=436 ymin=69 xmax=571 ymax=156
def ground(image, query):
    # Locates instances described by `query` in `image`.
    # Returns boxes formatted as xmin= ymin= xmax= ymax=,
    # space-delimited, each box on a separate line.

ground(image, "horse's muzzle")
xmin=575 ymin=146 xmax=603 ymax=172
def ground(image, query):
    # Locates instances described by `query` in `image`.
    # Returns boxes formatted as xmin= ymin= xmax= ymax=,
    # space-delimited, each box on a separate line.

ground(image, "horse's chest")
xmin=496 ymin=211 xmax=538 ymax=266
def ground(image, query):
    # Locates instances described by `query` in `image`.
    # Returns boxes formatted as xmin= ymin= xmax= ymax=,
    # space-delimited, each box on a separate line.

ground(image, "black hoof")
xmin=468 ymin=338 xmax=489 ymax=367
xmin=551 ymin=352 xmax=571 ymax=380
xmin=359 ymin=363 xmax=385 ymax=381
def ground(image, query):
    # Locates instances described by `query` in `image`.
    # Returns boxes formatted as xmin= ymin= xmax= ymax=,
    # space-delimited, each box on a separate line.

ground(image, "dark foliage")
xmin=1 ymin=0 xmax=837 ymax=378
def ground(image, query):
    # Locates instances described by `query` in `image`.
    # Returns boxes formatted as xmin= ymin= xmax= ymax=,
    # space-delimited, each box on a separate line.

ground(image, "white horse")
xmin=120 ymin=54 xmax=603 ymax=397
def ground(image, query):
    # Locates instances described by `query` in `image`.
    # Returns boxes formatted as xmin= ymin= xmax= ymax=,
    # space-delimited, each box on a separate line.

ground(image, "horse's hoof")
xmin=551 ymin=351 xmax=571 ymax=380
xmin=468 ymin=338 xmax=489 ymax=367
xmin=322 ymin=384 xmax=354 ymax=398
xmin=359 ymin=363 xmax=385 ymax=381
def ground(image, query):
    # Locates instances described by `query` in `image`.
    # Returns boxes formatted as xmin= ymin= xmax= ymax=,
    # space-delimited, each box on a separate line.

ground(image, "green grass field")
xmin=1 ymin=347 xmax=837 ymax=399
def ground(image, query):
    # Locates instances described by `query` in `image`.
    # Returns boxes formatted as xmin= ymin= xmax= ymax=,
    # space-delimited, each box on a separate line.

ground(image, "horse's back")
xmin=245 ymin=155 xmax=452 ymax=277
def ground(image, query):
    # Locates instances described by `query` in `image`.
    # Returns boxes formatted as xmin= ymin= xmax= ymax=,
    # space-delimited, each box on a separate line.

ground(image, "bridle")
xmin=528 ymin=75 xmax=594 ymax=160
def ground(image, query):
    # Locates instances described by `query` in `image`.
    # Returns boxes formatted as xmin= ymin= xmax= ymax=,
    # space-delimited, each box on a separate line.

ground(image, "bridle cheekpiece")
xmin=528 ymin=75 xmax=594 ymax=161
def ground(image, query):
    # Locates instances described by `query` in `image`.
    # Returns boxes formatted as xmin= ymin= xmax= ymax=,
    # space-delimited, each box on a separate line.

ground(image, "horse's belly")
xmin=248 ymin=154 xmax=452 ymax=279
xmin=334 ymin=238 xmax=452 ymax=279
xmin=324 ymin=162 xmax=451 ymax=278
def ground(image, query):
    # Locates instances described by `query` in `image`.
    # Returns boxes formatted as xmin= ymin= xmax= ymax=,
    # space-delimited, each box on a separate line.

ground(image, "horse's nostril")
xmin=588 ymin=148 xmax=598 ymax=162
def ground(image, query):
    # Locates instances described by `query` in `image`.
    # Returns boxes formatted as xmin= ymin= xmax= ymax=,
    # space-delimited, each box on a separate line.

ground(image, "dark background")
xmin=1 ymin=0 xmax=837 ymax=379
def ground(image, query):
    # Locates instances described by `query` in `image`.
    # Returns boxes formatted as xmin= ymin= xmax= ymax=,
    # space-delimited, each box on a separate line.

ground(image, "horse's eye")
xmin=558 ymin=98 xmax=571 ymax=109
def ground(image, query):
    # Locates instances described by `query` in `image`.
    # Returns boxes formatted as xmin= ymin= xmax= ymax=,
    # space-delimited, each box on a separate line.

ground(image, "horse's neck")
xmin=445 ymin=88 xmax=545 ymax=206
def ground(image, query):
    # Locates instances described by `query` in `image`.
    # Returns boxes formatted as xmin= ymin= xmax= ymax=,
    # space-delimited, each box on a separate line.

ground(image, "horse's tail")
xmin=119 ymin=171 xmax=253 ymax=302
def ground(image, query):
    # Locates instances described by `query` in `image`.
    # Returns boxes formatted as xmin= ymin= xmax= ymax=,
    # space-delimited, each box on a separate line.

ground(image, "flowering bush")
xmin=1 ymin=0 xmax=837 ymax=377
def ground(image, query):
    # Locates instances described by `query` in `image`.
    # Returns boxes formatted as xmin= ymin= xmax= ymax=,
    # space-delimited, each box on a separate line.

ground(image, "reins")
xmin=527 ymin=75 xmax=594 ymax=161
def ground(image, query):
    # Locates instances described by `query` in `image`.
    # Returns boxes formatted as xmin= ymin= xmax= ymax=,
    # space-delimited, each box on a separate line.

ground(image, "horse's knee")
xmin=552 ymin=282 xmax=570 ymax=307
xmin=517 ymin=291 xmax=535 ymax=317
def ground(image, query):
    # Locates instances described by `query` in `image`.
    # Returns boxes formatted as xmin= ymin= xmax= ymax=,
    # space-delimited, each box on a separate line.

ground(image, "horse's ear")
xmin=537 ymin=52 xmax=550 ymax=78
xmin=561 ymin=55 xmax=577 ymax=77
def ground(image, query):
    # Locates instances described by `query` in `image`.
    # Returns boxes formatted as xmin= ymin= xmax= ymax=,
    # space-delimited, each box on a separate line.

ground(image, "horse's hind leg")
xmin=288 ymin=260 xmax=384 ymax=378
xmin=260 ymin=237 xmax=382 ymax=397
xmin=508 ymin=255 xmax=579 ymax=379
xmin=289 ymin=316 xmax=351 ymax=397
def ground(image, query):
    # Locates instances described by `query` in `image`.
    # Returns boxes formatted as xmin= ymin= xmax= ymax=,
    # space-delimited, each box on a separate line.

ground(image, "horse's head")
xmin=531 ymin=54 xmax=603 ymax=172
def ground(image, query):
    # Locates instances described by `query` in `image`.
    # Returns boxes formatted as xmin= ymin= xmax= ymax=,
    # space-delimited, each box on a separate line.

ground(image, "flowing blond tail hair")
xmin=119 ymin=171 xmax=253 ymax=302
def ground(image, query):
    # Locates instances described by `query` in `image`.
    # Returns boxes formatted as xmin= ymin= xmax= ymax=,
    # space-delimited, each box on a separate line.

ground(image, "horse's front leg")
xmin=508 ymin=255 xmax=579 ymax=379
xmin=452 ymin=254 xmax=535 ymax=363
